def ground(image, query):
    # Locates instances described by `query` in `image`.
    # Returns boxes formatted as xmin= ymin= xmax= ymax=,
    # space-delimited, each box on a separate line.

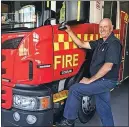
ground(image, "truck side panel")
xmin=52 ymin=24 xmax=97 ymax=80
xmin=13 ymin=26 xmax=54 ymax=85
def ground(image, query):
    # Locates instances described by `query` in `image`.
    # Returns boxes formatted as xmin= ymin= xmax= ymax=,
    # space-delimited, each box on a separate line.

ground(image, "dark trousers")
xmin=63 ymin=78 xmax=117 ymax=126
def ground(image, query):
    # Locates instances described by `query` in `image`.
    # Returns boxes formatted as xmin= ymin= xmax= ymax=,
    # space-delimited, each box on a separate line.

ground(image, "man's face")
xmin=99 ymin=20 xmax=113 ymax=39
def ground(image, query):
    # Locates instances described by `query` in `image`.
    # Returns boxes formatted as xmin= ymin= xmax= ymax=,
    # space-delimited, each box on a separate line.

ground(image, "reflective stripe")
xmin=77 ymin=34 xmax=81 ymax=39
xmin=60 ymin=2 xmax=66 ymax=22
xmin=96 ymin=34 xmax=99 ymax=40
xmin=77 ymin=1 xmax=81 ymax=21
xmin=47 ymin=1 xmax=49 ymax=8
xmin=54 ymin=43 xmax=59 ymax=51
xmin=68 ymin=36 xmax=72 ymax=42
xmin=90 ymin=34 xmax=94 ymax=40
xmin=73 ymin=43 xmax=78 ymax=49
xmin=64 ymin=42 xmax=69 ymax=49
xmin=114 ymin=34 xmax=120 ymax=39
xmin=53 ymin=90 xmax=68 ymax=103
xmin=124 ymin=13 xmax=129 ymax=23
xmin=84 ymin=34 xmax=88 ymax=41
xmin=54 ymin=33 xmax=101 ymax=51
xmin=58 ymin=34 xmax=64 ymax=42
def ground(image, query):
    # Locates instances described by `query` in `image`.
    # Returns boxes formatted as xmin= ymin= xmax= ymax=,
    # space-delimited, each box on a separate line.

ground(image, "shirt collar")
xmin=102 ymin=32 xmax=114 ymax=44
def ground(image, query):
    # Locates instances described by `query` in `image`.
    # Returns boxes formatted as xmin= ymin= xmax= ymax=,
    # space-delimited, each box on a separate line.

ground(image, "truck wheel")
xmin=78 ymin=96 xmax=96 ymax=123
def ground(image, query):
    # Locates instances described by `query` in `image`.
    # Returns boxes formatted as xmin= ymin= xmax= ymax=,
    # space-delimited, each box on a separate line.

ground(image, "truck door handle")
xmin=58 ymin=21 xmax=67 ymax=30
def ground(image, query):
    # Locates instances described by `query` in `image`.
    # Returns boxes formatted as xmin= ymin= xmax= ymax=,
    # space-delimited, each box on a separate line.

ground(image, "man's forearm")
xmin=65 ymin=25 xmax=91 ymax=49
xmin=89 ymin=63 xmax=113 ymax=82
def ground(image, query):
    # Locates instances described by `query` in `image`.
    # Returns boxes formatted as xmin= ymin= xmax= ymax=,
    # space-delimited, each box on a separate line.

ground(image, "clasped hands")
xmin=79 ymin=77 xmax=93 ymax=84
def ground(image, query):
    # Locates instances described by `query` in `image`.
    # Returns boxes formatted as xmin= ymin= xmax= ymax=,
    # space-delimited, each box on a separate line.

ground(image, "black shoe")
xmin=56 ymin=118 xmax=75 ymax=127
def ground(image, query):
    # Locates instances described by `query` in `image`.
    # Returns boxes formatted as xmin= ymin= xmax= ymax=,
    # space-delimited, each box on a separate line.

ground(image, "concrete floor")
xmin=75 ymin=78 xmax=129 ymax=127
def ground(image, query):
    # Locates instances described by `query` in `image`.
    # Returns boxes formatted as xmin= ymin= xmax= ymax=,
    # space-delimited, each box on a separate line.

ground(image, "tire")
xmin=78 ymin=96 xmax=96 ymax=123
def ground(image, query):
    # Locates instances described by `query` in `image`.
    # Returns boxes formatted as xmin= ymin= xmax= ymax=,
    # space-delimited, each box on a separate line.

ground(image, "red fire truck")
xmin=1 ymin=1 xmax=129 ymax=126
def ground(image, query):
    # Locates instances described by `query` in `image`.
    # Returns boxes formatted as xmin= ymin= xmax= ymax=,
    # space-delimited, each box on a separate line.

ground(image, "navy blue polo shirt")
xmin=89 ymin=32 xmax=122 ymax=81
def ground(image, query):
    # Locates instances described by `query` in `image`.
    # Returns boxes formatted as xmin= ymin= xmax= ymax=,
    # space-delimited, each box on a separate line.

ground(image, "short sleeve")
xmin=105 ymin=41 xmax=122 ymax=64
xmin=89 ymin=40 xmax=98 ymax=50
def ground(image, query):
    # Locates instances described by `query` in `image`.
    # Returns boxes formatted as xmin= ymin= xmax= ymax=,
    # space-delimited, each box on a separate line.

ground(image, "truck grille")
xmin=2 ymin=85 xmax=13 ymax=109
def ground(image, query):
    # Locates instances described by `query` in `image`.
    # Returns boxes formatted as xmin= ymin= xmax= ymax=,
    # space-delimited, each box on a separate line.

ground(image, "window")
xmin=1 ymin=1 xmax=42 ymax=29
xmin=103 ymin=1 xmax=117 ymax=29
xmin=55 ymin=1 xmax=90 ymax=24
xmin=1 ymin=1 xmax=90 ymax=29
xmin=65 ymin=1 xmax=90 ymax=23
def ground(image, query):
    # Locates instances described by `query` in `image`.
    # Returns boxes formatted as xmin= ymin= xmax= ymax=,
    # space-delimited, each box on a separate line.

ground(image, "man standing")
xmin=57 ymin=18 xmax=122 ymax=127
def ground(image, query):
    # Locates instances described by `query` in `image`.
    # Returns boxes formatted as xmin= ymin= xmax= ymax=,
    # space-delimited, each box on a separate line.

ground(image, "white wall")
xmin=89 ymin=1 xmax=104 ymax=24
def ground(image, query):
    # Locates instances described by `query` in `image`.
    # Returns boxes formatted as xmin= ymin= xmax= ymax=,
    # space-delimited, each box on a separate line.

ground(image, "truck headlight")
xmin=13 ymin=95 xmax=51 ymax=111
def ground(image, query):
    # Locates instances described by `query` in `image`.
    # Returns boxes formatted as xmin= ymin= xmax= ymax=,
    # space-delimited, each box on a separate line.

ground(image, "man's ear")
xmin=111 ymin=25 xmax=114 ymax=30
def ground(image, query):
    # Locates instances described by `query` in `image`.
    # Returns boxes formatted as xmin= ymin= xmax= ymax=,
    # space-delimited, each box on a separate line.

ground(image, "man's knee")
xmin=69 ymin=83 xmax=79 ymax=92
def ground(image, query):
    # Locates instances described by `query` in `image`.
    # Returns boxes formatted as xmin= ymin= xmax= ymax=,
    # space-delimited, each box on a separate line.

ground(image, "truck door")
xmin=51 ymin=1 xmax=96 ymax=81
xmin=123 ymin=22 xmax=129 ymax=79
xmin=119 ymin=12 xmax=129 ymax=81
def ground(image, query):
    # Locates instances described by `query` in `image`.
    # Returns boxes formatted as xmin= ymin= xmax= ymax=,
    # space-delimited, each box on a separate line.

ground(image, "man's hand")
xmin=79 ymin=77 xmax=93 ymax=84
xmin=65 ymin=25 xmax=72 ymax=33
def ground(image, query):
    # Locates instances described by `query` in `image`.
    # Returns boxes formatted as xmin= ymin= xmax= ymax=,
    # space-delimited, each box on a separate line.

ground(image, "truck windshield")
xmin=1 ymin=1 xmax=43 ymax=29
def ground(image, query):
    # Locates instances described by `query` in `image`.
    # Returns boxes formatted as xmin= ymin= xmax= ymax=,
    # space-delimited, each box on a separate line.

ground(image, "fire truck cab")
xmin=1 ymin=1 xmax=129 ymax=126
